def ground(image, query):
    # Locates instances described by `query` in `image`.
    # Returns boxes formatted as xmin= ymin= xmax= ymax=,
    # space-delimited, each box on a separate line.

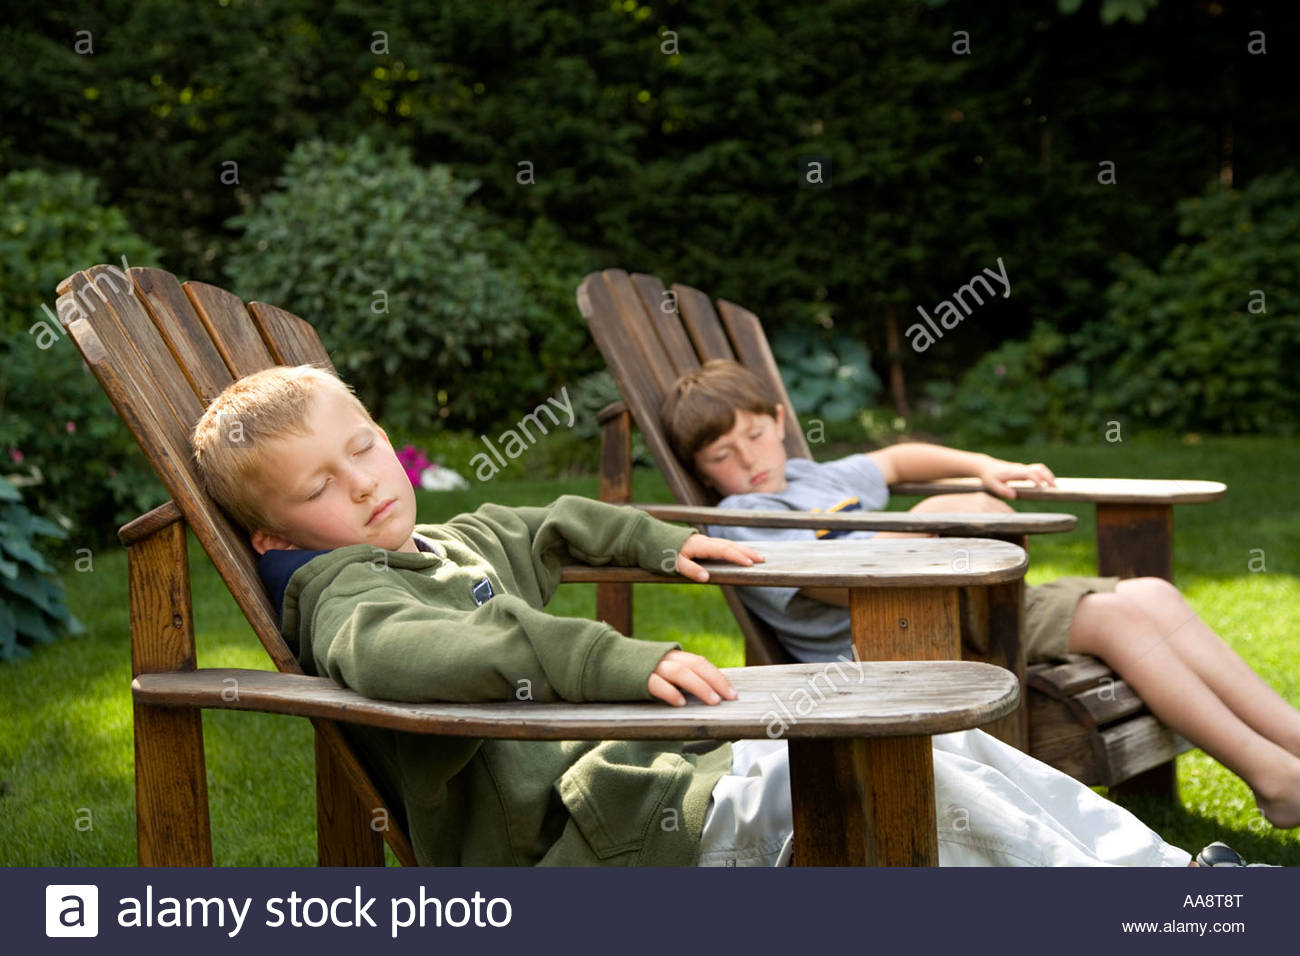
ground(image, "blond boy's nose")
xmin=352 ymin=469 xmax=378 ymax=499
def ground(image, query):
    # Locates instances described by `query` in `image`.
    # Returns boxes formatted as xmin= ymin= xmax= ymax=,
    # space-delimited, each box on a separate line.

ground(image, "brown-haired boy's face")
xmin=692 ymin=406 xmax=788 ymax=497
xmin=249 ymin=387 xmax=419 ymax=555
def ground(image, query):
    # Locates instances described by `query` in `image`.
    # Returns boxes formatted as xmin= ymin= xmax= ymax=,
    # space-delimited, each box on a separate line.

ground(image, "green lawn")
xmin=2 ymin=435 xmax=1298 ymax=865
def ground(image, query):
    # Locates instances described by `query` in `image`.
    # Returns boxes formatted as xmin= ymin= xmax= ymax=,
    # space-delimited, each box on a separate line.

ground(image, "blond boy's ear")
xmin=251 ymin=528 xmax=299 ymax=554
xmin=774 ymin=404 xmax=786 ymax=429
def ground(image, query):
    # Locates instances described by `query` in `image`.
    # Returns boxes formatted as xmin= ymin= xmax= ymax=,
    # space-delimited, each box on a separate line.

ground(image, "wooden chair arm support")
xmin=561 ymin=537 xmax=1026 ymax=588
xmin=889 ymin=477 xmax=1227 ymax=505
xmin=134 ymin=662 xmax=1020 ymax=739
xmin=635 ymin=503 xmax=1075 ymax=536
xmin=120 ymin=499 xmax=185 ymax=546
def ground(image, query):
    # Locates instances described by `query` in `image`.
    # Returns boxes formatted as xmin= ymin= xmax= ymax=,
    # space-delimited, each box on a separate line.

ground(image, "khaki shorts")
xmin=1022 ymin=576 xmax=1119 ymax=663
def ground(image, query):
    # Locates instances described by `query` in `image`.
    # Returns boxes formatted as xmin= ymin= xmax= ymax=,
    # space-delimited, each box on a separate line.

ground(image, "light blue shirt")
xmin=707 ymin=455 xmax=889 ymax=662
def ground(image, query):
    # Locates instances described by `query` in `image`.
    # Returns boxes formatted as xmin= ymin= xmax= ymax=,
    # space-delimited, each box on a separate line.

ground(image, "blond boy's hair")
xmin=191 ymin=365 xmax=375 ymax=533
xmin=660 ymin=360 xmax=780 ymax=465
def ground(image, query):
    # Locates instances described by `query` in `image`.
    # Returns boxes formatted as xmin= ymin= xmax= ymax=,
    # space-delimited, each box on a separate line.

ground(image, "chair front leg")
xmin=127 ymin=517 xmax=213 ymax=866
xmin=849 ymin=586 xmax=961 ymax=662
xmin=789 ymin=736 xmax=938 ymax=866
xmin=1096 ymin=503 xmax=1179 ymax=797
xmin=1096 ymin=503 xmax=1174 ymax=581
xmin=789 ymin=585 xmax=955 ymax=866
xmin=597 ymin=401 xmax=634 ymax=635
xmin=976 ymin=578 xmax=1028 ymax=750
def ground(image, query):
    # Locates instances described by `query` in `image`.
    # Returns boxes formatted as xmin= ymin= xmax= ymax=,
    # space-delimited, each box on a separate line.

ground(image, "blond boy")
xmin=190 ymin=364 xmax=1217 ymax=866
xmin=662 ymin=359 xmax=1300 ymax=831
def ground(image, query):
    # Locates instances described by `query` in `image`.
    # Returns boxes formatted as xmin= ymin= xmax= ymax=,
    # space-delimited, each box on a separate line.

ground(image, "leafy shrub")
xmin=225 ymin=136 xmax=558 ymax=432
xmin=933 ymin=322 xmax=1091 ymax=444
xmin=772 ymin=329 xmax=882 ymax=423
xmin=0 ymin=475 xmax=82 ymax=662
xmin=0 ymin=168 xmax=165 ymax=541
xmin=943 ymin=172 xmax=1300 ymax=443
xmin=1088 ymin=171 xmax=1300 ymax=435
xmin=472 ymin=216 xmax=604 ymax=403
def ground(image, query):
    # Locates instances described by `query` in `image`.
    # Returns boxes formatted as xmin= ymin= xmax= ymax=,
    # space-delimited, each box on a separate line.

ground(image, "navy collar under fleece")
xmin=257 ymin=536 xmax=439 ymax=618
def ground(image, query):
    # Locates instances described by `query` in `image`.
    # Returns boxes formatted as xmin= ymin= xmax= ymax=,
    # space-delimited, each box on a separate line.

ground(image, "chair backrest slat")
xmin=605 ymin=271 xmax=679 ymax=397
xmin=716 ymin=299 xmax=811 ymax=461
xmin=131 ymin=267 xmax=236 ymax=404
xmin=248 ymin=302 xmax=335 ymax=369
xmin=629 ymin=273 xmax=700 ymax=379
xmin=184 ymin=281 xmax=277 ymax=376
xmin=672 ymin=283 xmax=736 ymax=362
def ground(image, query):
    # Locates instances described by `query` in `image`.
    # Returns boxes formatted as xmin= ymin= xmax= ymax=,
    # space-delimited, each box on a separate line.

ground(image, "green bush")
xmin=773 ymin=328 xmax=882 ymax=424
xmin=225 ymin=136 xmax=586 ymax=432
xmin=943 ymin=172 xmax=1300 ymax=443
xmin=0 ymin=475 xmax=82 ymax=661
xmin=933 ymin=322 xmax=1091 ymax=444
xmin=1088 ymin=171 xmax=1300 ymax=435
xmin=472 ymin=216 xmax=604 ymax=400
xmin=0 ymin=168 xmax=165 ymax=541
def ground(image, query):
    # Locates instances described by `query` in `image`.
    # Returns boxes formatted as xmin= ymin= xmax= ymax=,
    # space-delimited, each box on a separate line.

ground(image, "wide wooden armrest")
xmin=561 ymin=537 xmax=1026 ymax=587
xmin=889 ymin=477 xmax=1226 ymax=505
xmin=636 ymin=503 xmax=1075 ymax=535
xmin=134 ymin=662 xmax=1019 ymax=739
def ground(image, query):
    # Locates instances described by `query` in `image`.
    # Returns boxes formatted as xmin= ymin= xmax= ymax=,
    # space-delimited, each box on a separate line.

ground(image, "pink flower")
xmin=395 ymin=444 xmax=432 ymax=486
xmin=994 ymin=364 xmax=1006 ymax=377
xmin=66 ymin=420 xmax=77 ymax=433
xmin=9 ymin=449 xmax=22 ymax=463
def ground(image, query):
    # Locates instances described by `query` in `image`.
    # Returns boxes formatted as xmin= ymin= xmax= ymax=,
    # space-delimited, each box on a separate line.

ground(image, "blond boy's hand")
xmin=648 ymin=649 xmax=737 ymax=706
xmin=977 ymin=458 xmax=1056 ymax=499
xmin=674 ymin=533 xmax=764 ymax=582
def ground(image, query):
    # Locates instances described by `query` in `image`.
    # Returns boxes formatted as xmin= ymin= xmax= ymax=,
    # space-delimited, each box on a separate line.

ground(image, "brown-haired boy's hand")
xmin=976 ymin=458 xmax=1056 ymax=499
xmin=648 ymin=649 xmax=737 ymax=706
xmin=674 ymin=532 xmax=764 ymax=582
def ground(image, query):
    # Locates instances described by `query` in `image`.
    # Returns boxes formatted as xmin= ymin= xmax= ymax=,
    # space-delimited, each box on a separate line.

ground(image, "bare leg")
xmin=1068 ymin=584 xmax=1300 ymax=828
xmin=1113 ymin=578 xmax=1300 ymax=756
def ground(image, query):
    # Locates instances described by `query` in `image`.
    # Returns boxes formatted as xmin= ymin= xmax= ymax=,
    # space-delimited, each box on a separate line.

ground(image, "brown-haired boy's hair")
xmin=191 ymin=365 xmax=375 ymax=534
xmin=660 ymin=360 xmax=780 ymax=465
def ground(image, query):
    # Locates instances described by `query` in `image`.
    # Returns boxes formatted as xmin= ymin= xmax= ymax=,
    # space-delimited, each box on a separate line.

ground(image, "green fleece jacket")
xmin=277 ymin=495 xmax=734 ymax=865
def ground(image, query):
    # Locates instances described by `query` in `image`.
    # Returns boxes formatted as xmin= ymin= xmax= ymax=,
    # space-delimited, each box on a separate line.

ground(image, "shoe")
xmin=1194 ymin=841 xmax=1279 ymax=867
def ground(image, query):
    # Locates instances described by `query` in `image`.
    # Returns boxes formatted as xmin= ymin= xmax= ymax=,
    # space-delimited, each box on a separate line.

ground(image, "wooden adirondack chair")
xmin=577 ymin=268 xmax=1226 ymax=793
xmin=54 ymin=263 xmax=1021 ymax=867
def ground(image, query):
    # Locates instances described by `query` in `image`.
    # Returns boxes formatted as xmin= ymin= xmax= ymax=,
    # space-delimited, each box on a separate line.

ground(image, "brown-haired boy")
xmin=188 ymin=364 xmax=1230 ymax=866
xmin=663 ymin=359 xmax=1300 ymax=831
